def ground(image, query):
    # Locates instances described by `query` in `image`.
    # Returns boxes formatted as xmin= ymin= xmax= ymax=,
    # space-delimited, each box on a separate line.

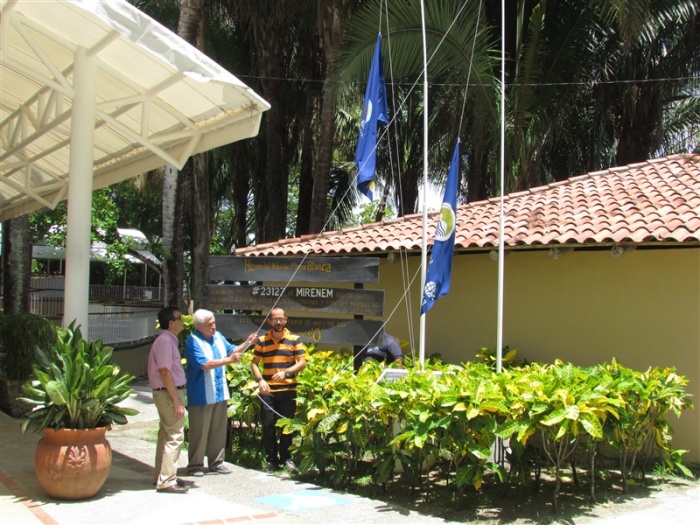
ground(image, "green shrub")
xmin=226 ymin=350 xmax=694 ymax=506
xmin=0 ymin=313 xmax=57 ymax=381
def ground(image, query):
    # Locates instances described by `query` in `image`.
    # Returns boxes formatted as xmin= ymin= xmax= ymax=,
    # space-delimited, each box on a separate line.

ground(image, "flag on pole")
xmin=421 ymin=139 xmax=460 ymax=315
xmin=355 ymin=34 xmax=389 ymax=201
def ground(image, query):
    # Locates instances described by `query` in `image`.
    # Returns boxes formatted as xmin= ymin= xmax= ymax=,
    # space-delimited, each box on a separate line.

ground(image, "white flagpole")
xmin=496 ymin=0 xmax=506 ymax=373
xmin=419 ymin=0 xmax=429 ymax=369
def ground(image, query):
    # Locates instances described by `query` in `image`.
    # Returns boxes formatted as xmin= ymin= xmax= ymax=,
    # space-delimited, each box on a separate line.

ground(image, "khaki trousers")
xmin=153 ymin=389 xmax=186 ymax=489
xmin=187 ymin=401 xmax=228 ymax=472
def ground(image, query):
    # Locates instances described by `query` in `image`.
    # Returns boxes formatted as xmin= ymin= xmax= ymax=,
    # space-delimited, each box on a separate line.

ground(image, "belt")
xmin=154 ymin=385 xmax=185 ymax=391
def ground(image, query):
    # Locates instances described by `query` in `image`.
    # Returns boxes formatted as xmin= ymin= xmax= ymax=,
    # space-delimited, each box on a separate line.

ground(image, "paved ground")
xmin=1 ymin=381 xmax=698 ymax=525
xmin=0 ymin=381 xmax=451 ymax=525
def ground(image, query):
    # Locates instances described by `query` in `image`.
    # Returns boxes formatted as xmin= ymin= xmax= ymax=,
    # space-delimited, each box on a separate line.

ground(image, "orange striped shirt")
xmin=254 ymin=328 xmax=306 ymax=392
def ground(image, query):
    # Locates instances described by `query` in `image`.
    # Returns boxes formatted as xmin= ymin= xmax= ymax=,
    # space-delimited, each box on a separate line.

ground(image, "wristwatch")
xmin=284 ymin=371 xmax=294 ymax=379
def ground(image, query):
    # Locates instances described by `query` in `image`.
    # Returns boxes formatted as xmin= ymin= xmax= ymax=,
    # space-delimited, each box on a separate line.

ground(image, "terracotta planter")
xmin=35 ymin=427 xmax=112 ymax=500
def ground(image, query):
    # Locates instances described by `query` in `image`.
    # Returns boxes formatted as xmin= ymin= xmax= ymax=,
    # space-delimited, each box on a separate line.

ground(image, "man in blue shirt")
xmin=354 ymin=332 xmax=404 ymax=371
xmin=185 ymin=309 xmax=257 ymax=477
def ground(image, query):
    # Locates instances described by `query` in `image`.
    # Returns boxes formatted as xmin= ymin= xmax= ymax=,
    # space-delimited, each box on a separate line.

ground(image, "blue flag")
xmin=355 ymin=34 xmax=389 ymax=201
xmin=421 ymin=139 xmax=460 ymax=315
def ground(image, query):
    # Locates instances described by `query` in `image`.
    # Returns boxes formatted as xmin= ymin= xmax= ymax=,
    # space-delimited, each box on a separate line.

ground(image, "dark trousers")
xmin=259 ymin=390 xmax=296 ymax=465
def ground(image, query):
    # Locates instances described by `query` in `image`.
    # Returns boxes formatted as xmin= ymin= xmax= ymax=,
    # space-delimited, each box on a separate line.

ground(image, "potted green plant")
xmin=19 ymin=322 xmax=138 ymax=500
xmin=0 ymin=313 xmax=57 ymax=417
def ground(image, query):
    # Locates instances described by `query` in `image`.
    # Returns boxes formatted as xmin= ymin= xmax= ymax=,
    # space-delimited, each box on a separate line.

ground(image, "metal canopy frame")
xmin=1 ymin=0 xmax=270 ymax=331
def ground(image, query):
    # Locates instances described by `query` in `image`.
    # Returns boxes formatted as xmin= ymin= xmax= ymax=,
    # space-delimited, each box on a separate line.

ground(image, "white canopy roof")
xmin=0 ymin=0 xmax=270 ymax=221
xmin=32 ymin=228 xmax=161 ymax=268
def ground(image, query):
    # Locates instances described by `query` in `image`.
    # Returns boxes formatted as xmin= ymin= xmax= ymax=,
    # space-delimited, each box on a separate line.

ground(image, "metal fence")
xmin=88 ymin=285 xmax=164 ymax=302
xmin=30 ymin=276 xmax=65 ymax=316
xmin=29 ymin=276 xmax=160 ymax=346
xmin=88 ymin=307 xmax=158 ymax=346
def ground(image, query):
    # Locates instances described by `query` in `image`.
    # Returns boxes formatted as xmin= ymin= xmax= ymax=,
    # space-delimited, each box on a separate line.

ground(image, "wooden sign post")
xmin=208 ymin=256 xmax=383 ymax=347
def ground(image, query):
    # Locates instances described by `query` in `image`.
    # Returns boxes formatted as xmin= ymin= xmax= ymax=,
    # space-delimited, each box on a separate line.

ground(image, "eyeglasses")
xmin=270 ymin=317 xmax=287 ymax=323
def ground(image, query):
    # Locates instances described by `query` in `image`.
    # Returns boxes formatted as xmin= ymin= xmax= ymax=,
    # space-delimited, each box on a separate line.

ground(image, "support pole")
xmin=418 ymin=0 xmax=429 ymax=369
xmin=63 ymin=47 xmax=96 ymax=335
xmin=496 ymin=0 xmax=506 ymax=373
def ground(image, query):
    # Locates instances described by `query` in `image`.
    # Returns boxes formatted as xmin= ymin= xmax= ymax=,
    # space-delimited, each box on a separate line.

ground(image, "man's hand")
xmin=174 ymin=402 xmax=185 ymax=418
xmin=245 ymin=333 xmax=259 ymax=347
xmin=271 ymin=371 xmax=286 ymax=382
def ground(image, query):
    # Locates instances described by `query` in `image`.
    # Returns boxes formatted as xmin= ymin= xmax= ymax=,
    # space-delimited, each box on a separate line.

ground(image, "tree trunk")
xmin=1 ymin=215 xmax=31 ymax=313
xmin=308 ymin=77 xmax=336 ymax=234
xmin=232 ymin=145 xmax=251 ymax=251
xmin=191 ymin=153 xmax=211 ymax=309
xmin=296 ymin=24 xmax=323 ymax=237
xmin=259 ymin=55 xmax=287 ymax=243
xmin=374 ymin=182 xmax=391 ymax=222
xmin=178 ymin=0 xmax=210 ymax=309
xmin=162 ymin=165 xmax=186 ymax=310
xmin=297 ymin=90 xmax=319 ymax=236
xmin=309 ymin=0 xmax=354 ymax=234
xmin=178 ymin=0 xmax=207 ymax=48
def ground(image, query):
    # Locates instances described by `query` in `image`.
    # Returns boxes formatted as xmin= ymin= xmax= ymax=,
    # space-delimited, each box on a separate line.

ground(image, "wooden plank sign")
xmin=210 ymin=256 xmax=379 ymax=283
xmin=207 ymin=284 xmax=384 ymax=317
xmin=215 ymin=314 xmax=383 ymax=346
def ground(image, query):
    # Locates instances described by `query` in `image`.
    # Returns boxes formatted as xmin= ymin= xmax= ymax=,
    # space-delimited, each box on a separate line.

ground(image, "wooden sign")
xmin=207 ymin=284 xmax=384 ymax=316
xmin=210 ymin=256 xmax=379 ymax=283
xmin=215 ymin=314 xmax=383 ymax=346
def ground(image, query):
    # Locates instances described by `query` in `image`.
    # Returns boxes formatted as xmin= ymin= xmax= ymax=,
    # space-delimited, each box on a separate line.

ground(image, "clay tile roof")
xmin=235 ymin=153 xmax=700 ymax=256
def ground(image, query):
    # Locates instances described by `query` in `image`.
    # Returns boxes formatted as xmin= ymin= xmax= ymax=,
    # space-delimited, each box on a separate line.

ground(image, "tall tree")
xmin=592 ymin=0 xmax=700 ymax=165
xmin=161 ymin=165 xmax=187 ymax=309
xmin=178 ymin=0 xmax=212 ymax=310
xmin=307 ymin=0 xmax=357 ymax=234
xmin=233 ymin=0 xmax=302 ymax=243
xmin=503 ymin=0 xmax=699 ymax=190
xmin=1 ymin=216 xmax=31 ymax=314
xmin=130 ymin=0 xmax=187 ymax=308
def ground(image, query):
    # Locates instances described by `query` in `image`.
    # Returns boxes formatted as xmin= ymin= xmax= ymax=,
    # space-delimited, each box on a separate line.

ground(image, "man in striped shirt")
xmin=251 ymin=307 xmax=307 ymax=474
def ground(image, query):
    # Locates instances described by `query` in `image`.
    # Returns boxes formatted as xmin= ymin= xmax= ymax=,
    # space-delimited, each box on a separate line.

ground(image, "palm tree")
xmin=591 ymin=0 xmax=700 ymax=165
xmin=1 ymin=215 xmax=31 ymax=313
xmin=505 ymin=0 xmax=700 ymax=189
xmin=306 ymin=0 xmax=358 ymax=234
xmin=176 ymin=0 xmax=212 ymax=309
xmin=229 ymin=0 xmax=309 ymax=243
xmin=335 ymin=0 xmax=497 ymax=213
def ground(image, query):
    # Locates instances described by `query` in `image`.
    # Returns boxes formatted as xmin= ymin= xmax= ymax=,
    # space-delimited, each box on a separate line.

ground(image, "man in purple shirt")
xmin=148 ymin=306 xmax=188 ymax=494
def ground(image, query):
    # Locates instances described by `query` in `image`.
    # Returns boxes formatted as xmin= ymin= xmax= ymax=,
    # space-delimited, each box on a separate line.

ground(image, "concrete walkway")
xmin=0 ymin=381 xmax=449 ymax=525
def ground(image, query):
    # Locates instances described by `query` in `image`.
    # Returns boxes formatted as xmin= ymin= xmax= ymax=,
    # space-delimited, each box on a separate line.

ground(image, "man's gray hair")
xmin=193 ymin=309 xmax=215 ymax=327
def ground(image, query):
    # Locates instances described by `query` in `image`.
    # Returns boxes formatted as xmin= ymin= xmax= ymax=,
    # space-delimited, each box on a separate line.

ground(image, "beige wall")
xmin=112 ymin=343 xmax=151 ymax=380
xmin=364 ymin=247 xmax=700 ymax=464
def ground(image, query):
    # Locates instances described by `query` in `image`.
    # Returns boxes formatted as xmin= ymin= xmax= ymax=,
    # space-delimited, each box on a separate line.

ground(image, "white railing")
xmin=29 ymin=276 xmax=160 ymax=346
xmin=88 ymin=307 xmax=158 ymax=346
xmin=30 ymin=275 xmax=65 ymax=316
xmin=89 ymin=285 xmax=164 ymax=302
xmin=30 ymin=276 xmax=163 ymax=317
